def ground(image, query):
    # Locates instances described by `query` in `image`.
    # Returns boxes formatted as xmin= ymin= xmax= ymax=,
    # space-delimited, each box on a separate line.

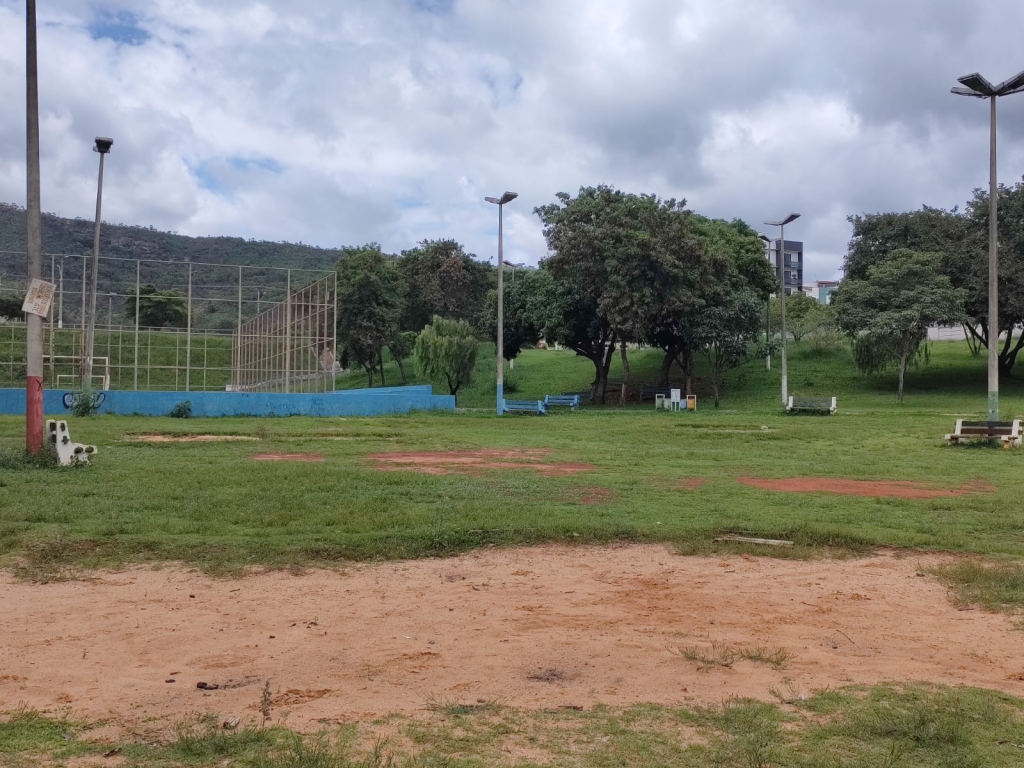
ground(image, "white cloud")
xmin=0 ymin=0 xmax=1023 ymax=281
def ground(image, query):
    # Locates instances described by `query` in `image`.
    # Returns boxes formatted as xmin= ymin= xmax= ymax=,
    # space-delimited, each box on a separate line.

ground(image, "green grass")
xmin=4 ymin=683 xmax=1024 ymax=767
xmin=2 ymin=340 xmax=1024 ymax=576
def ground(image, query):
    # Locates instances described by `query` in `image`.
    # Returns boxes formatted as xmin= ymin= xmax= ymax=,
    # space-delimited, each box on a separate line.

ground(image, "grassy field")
xmin=2 ymin=340 xmax=1023 ymax=577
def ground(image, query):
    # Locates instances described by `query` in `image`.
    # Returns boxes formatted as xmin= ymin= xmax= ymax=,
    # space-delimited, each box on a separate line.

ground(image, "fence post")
xmin=284 ymin=269 xmax=292 ymax=393
xmin=133 ymin=260 xmax=140 ymax=390
xmin=185 ymin=262 xmax=192 ymax=391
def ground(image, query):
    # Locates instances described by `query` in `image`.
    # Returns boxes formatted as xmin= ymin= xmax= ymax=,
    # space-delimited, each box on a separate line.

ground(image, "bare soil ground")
xmin=2 ymin=545 xmax=1023 ymax=737
xmin=126 ymin=435 xmax=258 ymax=443
xmin=367 ymin=449 xmax=594 ymax=476
xmin=736 ymin=476 xmax=995 ymax=499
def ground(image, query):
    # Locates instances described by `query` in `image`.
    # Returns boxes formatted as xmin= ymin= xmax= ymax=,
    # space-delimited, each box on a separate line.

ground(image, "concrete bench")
xmin=946 ymin=419 xmax=1021 ymax=449
xmin=786 ymin=396 xmax=837 ymax=415
xmin=544 ymin=394 xmax=580 ymax=410
xmin=504 ymin=399 xmax=547 ymax=415
xmin=46 ymin=419 xmax=97 ymax=466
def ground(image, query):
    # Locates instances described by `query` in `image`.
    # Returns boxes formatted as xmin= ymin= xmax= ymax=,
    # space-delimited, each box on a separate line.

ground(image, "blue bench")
xmin=544 ymin=394 xmax=580 ymax=410
xmin=503 ymin=399 xmax=547 ymax=415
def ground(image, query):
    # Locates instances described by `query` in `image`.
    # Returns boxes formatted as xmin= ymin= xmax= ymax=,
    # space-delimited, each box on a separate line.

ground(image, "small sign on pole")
xmin=22 ymin=278 xmax=56 ymax=317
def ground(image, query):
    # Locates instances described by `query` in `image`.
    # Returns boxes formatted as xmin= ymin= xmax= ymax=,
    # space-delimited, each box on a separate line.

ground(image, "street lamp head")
xmin=957 ymin=72 xmax=996 ymax=97
xmin=487 ymin=192 xmax=518 ymax=205
xmin=93 ymin=137 xmax=113 ymax=154
xmin=758 ymin=234 xmax=771 ymax=243
xmin=996 ymin=68 xmax=1024 ymax=96
xmin=765 ymin=213 xmax=800 ymax=227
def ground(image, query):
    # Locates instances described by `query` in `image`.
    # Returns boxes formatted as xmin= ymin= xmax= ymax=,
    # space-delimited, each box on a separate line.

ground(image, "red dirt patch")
xmin=127 ymin=434 xmax=258 ymax=443
xmin=578 ymin=487 xmax=613 ymax=505
xmin=368 ymin=449 xmax=593 ymax=476
xmin=252 ymin=453 xmax=326 ymax=462
xmin=3 ymin=546 xmax=1024 ymax=737
xmin=736 ymin=476 xmax=995 ymax=499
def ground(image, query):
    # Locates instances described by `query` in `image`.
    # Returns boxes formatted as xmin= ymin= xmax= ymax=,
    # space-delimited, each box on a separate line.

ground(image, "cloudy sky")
xmin=1 ymin=0 xmax=1023 ymax=280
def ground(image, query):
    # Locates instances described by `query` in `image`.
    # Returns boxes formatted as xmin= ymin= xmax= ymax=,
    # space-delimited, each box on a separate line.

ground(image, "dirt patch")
xmin=578 ymin=487 xmax=613 ymax=505
xmin=368 ymin=449 xmax=593 ymax=476
xmin=736 ymin=476 xmax=995 ymax=499
xmin=252 ymin=453 xmax=326 ymax=462
xmin=126 ymin=434 xmax=258 ymax=443
xmin=3 ymin=546 xmax=1024 ymax=737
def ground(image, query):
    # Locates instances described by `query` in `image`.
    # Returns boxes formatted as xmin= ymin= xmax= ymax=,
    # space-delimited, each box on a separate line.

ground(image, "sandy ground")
xmin=2 ymin=545 xmax=1022 ymax=736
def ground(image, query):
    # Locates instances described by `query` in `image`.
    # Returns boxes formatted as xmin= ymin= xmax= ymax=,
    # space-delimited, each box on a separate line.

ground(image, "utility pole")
xmin=82 ymin=137 xmax=113 ymax=390
xmin=25 ymin=0 xmax=44 ymax=454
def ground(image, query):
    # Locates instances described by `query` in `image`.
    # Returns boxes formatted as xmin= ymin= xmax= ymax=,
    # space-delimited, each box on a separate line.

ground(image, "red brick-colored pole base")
xmin=26 ymin=376 xmax=44 ymax=454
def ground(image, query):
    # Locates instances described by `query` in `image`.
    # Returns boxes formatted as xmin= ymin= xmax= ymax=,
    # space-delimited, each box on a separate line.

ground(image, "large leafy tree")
xmin=833 ymin=250 xmax=965 ymax=403
xmin=479 ymin=268 xmax=548 ymax=362
xmin=398 ymin=240 xmax=493 ymax=332
xmin=536 ymin=186 xmax=712 ymax=404
xmin=657 ymin=217 xmax=771 ymax=393
xmin=122 ymin=284 xmax=188 ymax=328
xmin=335 ymin=244 xmax=403 ymax=387
xmin=844 ymin=196 xmax=1024 ymax=377
xmin=959 ymin=182 xmax=1024 ymax=376
xmin=414 ymin=315 xmax=479 ymax=397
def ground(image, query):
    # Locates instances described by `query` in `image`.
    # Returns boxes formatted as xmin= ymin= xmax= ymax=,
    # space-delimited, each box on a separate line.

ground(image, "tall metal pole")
xmin=25 ymin=0 xmax=44 ymax=453
xmin=779 ymin=225 xmax=788 ymax=407
xmin=57 ymin=261 xmax=63 ymax=329
xmin=133 ymin=260 xmax=139 ymax=390
xmin=83 ymin=148 xmax=108 ymax=389
xmin=496 ymin=203 xmax=505 ymax=415
xmin=987 ymin=95 xmax=999 ymax=422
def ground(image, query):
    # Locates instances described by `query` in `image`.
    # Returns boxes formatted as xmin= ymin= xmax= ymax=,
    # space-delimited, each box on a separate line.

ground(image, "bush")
xmin=169 ymin=401 xmax=193 ymax=418
xmin=69 ymin=389 xmax=103 ymax=417
xmin=414 ymin=316 xmax=479 ymax=397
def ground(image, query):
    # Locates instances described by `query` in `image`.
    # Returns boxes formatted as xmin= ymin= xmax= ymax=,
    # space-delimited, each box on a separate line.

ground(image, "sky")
xmin=1 ymin=0 xmax=1023 ymax=281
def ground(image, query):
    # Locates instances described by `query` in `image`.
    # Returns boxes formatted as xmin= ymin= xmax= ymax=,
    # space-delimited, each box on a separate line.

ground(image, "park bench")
xmin=786 ymin=396 xmax=837 ymax=415
xmin=945 ymin=419 xmax=1022 ymax=449
xmin=503 ymin=399 xmax=547 ymax=415
xmin=46 ymin=419 xmax=97 ymax=466
xmin=639 ymin=386 xmax=672 ymax=401
xmin=544 ymin=394 xmax=580 ymax=410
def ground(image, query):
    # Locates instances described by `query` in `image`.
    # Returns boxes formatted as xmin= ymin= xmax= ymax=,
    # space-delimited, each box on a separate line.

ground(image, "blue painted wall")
xmin=0 ymin=386 xmax=455 ymax=418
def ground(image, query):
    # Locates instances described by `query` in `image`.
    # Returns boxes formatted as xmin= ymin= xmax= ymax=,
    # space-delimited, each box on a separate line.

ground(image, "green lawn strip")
xmin=5 ymin=684 xmax=1024 ymax=766
xmin=930 ymin=560 xmax=1024 ymax=618
xmin=1 ymin=340 xmax=1023 ymax=574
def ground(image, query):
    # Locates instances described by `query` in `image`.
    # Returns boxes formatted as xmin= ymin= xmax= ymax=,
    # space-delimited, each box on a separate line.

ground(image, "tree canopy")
xmin=398 ymin=240 xmax=493 ymax=333
xmin=414 ymin=315 xmax=479 ymax=397
xmin=833 ymin=250 xmax=965 ymax=402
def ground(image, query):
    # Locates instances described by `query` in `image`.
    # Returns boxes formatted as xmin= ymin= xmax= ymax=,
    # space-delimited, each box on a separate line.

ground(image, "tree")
xmin=414 ymin=315 xmax=479 ymax=397
xmin=0 ymin=296 xmax=23 ymax=321
xmin=769 ymin=292 xmax=821 ymax=343
xmin=335 ymin=244 xmax=404 ymax=387
xmin=398 ymin=240 xmax=493 ymax=332
xmin=958 ymin=181 xmax=1024 ymax=377
xmin=536 ymin=186 xmax=714 ymax=404
xmin=692 ymin=290 xmax=765 ymax=407
xmin=123 ymin=284 xmax=188 ymax=328
xmin=833 ymin=250 xmax=965 ymax=403
xmin=387 ymin=330 xmax=418 ymax=386
xmin=479 ymin=269 xmax=546 ymax=362
xmin=659 ymin=217 xmax=773 ymax=393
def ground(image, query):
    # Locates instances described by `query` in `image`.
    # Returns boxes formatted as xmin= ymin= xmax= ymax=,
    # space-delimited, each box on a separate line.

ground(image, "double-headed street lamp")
xmin=951 ymin=69 xmax=1024 ymax=422
xmin=485 ymin=191 xmax=518 ymax=415
xmin=764 ymin=213 xmax=800 ymax=408
xmin=83 ymin=136 xmax=113 ymax=390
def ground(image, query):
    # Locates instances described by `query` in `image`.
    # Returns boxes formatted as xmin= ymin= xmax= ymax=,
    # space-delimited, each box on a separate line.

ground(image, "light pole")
xmin=951 ymin=69 xmax=1024 ymax=422
xmin=25 ymin=0 xmax=44 ymax=453
xmin=83 ymin=136 xmax=113 ymax=391
xmin=758 ymin=234 xmax=772 ymax=370
xmin=485 ymin=191 xmax=518 ymax=415
xmin=764 ymin=213 xmax=800 ymax=408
